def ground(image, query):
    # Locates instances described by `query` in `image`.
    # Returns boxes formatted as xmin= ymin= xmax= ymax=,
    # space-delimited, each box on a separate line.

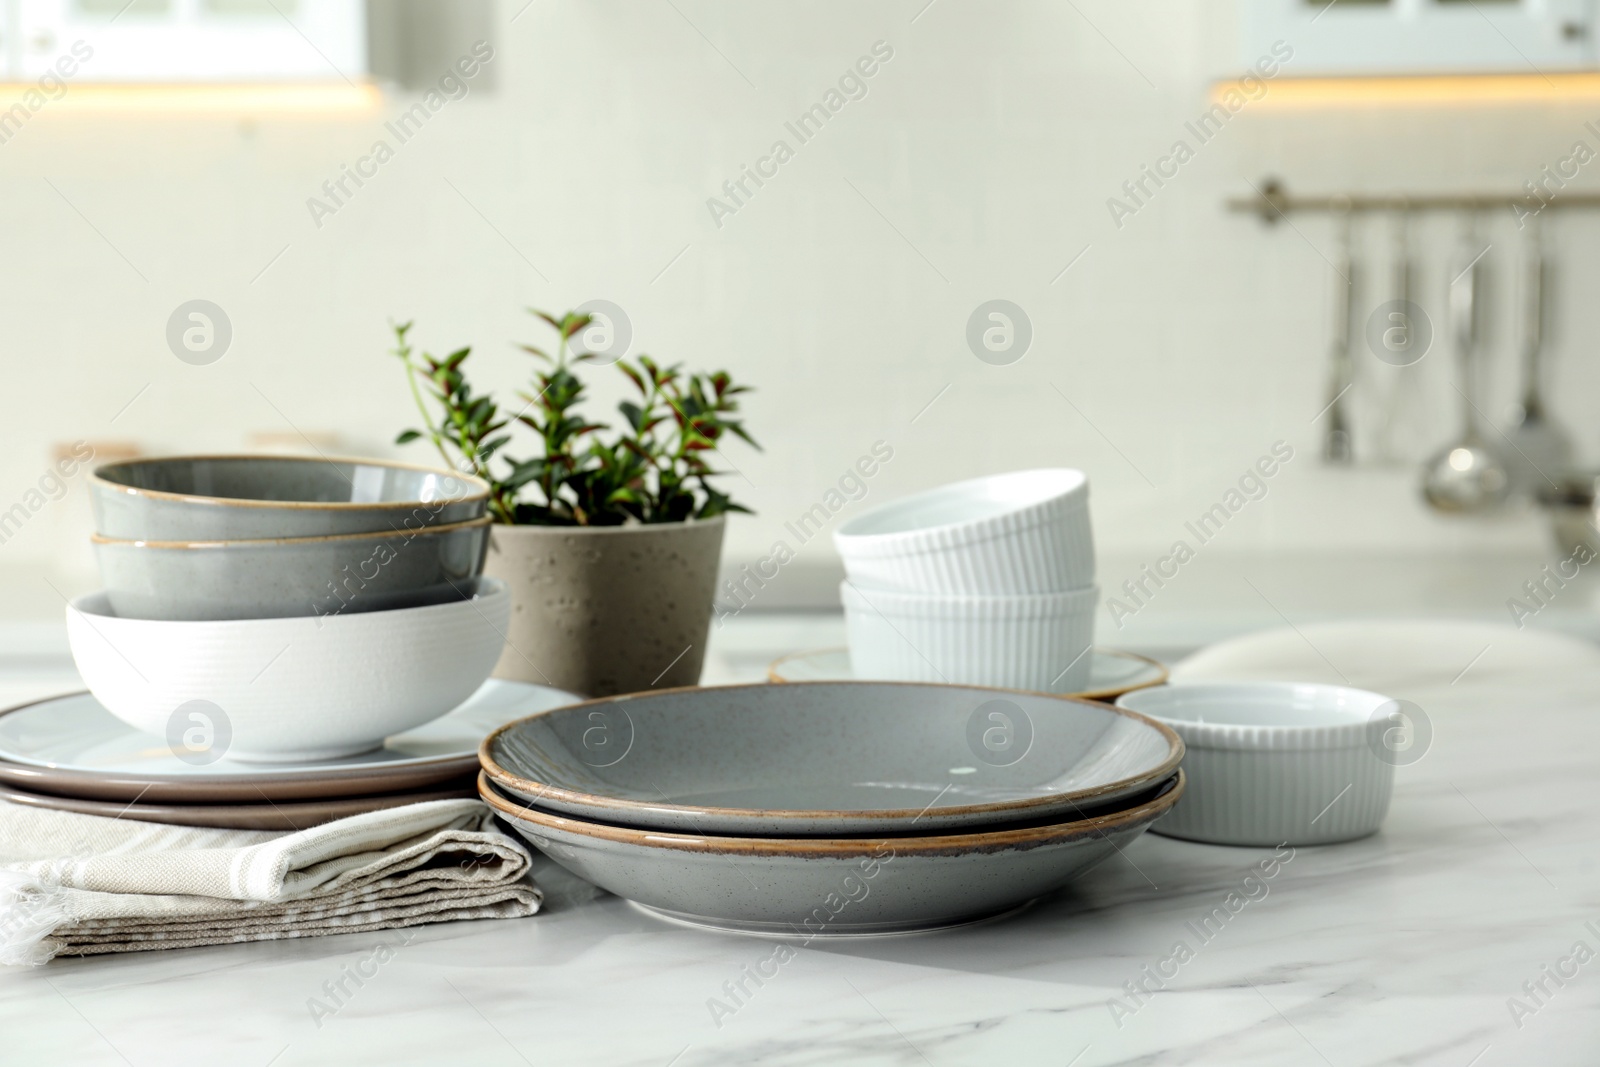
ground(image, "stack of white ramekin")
xmin=833 ymin=469 xmax=1099 ymax=693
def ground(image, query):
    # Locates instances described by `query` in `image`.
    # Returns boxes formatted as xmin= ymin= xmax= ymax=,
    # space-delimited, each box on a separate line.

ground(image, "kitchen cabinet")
xmin=1241 ymin=0 xmax=1599 ymax=75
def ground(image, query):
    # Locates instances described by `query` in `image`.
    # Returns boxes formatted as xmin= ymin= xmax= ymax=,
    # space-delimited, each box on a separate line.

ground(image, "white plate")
xmin=1170 ymin=620 xmax=1600 ymax=695
xmin=0 ymin=680 xmax=582 ymax=801
xmin=767 ymin=646 xmax=1165 ymax=701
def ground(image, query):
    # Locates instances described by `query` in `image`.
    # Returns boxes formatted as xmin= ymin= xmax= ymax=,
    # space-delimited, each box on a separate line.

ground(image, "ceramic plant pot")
xmin=482 ymin=517 xmax=726 ymax=697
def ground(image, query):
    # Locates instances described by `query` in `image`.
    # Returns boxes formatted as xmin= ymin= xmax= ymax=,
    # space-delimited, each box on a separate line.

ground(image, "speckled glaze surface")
xmin=482 ymin=517 xmax=725 ymax=697
xmin=91 ymin=454 xmax=489 ymax=539
xmin=92 ymin=516 xmax=491 ymax=621
xmin=480 ymin=680 xmax=1183 ymax=835
xmin=481 ymin=770 xmax=1183 ymax=935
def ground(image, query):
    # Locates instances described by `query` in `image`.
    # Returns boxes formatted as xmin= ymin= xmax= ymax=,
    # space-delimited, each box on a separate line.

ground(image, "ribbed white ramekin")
xmin=833 ymin=469 xmax=1094 ymax=595
xmin=841 ymin=581 xmax=1099 ymax=694
xmin=1116 ymin=682 xmax=1396 ymax=846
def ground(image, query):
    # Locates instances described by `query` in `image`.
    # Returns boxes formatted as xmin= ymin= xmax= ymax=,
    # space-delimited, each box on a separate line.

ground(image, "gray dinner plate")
xmin=0 ymin=680 xmax=583 ymax=803
xmin=767 ymin=646 xmax=1168 ymax=701
xmin=481 ymin=681 xmax=1183 ymax=836
xmin=482 ymin=770 xmax=1184 ymax=936
xmin=0 ymin=780 xmax=478 ymax=831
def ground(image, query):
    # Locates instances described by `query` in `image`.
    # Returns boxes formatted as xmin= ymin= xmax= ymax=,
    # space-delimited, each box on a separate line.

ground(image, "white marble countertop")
xmin=2 ymin=614 xmax=1599 ymax=1065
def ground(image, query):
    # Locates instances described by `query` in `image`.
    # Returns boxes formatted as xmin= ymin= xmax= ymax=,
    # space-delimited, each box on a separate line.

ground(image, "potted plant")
xmin=389 ymin=310 xmax=757 ymax=696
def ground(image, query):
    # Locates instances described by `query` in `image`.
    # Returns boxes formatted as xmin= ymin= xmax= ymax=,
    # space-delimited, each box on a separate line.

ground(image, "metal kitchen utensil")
xmin=1505 ymin=219 xmax=1572 ymax=494
xmin=1372 ymin=207 xmax=1429 ymax=463
xmin=1323 ymin=206 xmax=1356 ymax=464
xmin=1422 ymin=222 xmax=1510 ymax=513
xmin=1535 ymin=471 xmax=1600 ymax=558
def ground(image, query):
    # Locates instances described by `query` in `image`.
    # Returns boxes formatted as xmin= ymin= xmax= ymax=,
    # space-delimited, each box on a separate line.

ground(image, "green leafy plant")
xmin=391 ymin=310 xmax=757 ymax=526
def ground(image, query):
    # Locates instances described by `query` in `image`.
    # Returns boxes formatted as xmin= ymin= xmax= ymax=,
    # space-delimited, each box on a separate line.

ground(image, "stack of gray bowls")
xmin=89 ymin=455 xmax=493 ymax=621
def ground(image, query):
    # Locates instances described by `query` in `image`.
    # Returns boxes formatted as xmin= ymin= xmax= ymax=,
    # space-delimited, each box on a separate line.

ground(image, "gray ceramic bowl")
xmin=481 ymin=770 xmax=1183 ymax=936
xmin=480 ymin=681 xmax=1183 ymax=836
xmin=93 ymin=516 xmax=492 ymax=621
xmin=91 ymin=455 xmax=489 ymax=540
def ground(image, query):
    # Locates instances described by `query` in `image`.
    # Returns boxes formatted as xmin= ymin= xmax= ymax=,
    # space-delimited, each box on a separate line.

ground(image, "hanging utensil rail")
xmin=1227 ymin=177 xmax=1600 ymax=223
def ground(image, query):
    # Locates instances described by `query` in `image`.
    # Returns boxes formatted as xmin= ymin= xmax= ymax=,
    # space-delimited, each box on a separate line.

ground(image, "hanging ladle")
xmin=1422 ymin=219 xmax=1510 ymax=513
xmin=1504 ymin=216 xmax=1571 ymax=494
xmin=1322 ymin=202 xmax=1355 ymax=464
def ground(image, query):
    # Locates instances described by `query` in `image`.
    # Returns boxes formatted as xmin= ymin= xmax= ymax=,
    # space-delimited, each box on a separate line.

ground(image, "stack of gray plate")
xmin=0 ymin=681 xmax=582 ymax=829
xmin=478 ymin=681 xmax=1186 ymax=936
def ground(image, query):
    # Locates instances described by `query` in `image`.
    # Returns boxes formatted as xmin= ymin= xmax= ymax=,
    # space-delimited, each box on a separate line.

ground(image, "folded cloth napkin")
xmin=0 ymin=799 xmax=540 ymax=964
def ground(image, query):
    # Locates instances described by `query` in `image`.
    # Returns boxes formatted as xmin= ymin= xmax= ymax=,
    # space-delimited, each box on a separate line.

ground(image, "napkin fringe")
xmin=0 ymin=870 xmax=68 ymax=967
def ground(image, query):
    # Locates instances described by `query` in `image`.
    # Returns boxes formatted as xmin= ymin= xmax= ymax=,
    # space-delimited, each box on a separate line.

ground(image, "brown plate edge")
xmin=480 ymin=769 xmax=1186 ymax=856
xmin=0 ymin=780 xmax=479 ymax=831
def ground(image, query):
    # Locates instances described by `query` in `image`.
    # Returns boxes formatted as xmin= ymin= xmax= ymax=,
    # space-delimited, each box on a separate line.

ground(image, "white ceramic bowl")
xmin=832 ymin=469 xmax=1094 ymax=595
xmin=1116 ymin=682 xmax=1398 ymax=846
xmin=842 ymin=581 xmax=1098 ymax=693
xmin=66 ymin=578 xmax=511 ymax=763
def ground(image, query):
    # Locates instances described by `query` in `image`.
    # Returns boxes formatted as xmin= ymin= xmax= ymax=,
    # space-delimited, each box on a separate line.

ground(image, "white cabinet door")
xmin=12 ymin=0 xmax=366 ymax=81
xmin=1241 ymin=0 xmax=1599 ymax=75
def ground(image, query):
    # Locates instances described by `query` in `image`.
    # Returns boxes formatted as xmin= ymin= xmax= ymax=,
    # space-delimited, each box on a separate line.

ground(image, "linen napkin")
xmin=0 ymin=799 xmax=540 ymax=964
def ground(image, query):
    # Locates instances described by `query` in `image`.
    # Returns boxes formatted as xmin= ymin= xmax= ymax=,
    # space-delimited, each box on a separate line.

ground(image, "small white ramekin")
xmin=841 ymin=581 xmax=1099 ymax=693
xmin=833 ymin=469 xmax=1094 ymax=595
xmin=1115 ymin=682 xmax=1396 ymax=846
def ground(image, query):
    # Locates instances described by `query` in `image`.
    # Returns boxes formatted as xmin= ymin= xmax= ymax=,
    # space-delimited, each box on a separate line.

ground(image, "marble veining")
xmin=3 ymin=662 xmax=1599 ymax=1065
